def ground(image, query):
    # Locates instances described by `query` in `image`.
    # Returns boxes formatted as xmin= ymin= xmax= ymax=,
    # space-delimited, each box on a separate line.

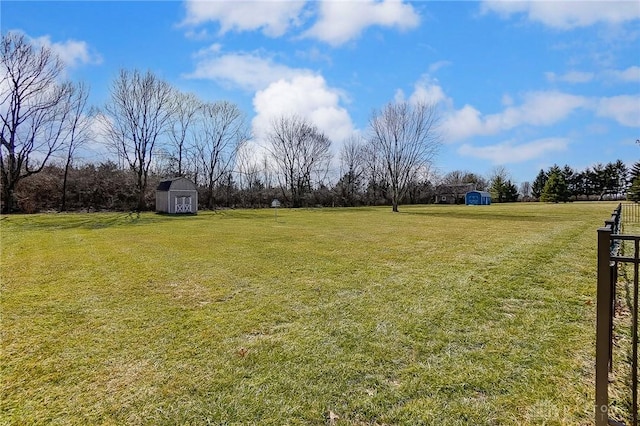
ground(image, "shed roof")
xmin=157 ymin=177 xmax=196 ymax=191
xmin=466 ymin=190 xmax=491 ymax=197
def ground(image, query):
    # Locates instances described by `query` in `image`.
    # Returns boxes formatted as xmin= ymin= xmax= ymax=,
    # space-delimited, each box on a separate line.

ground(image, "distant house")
xmin=435 ymin=183 xmax=475 ymax=204
xmin=465 ymin=190 xmax=492 ymax=205
xmin=155 ymin=177 xmax=198 ymax=214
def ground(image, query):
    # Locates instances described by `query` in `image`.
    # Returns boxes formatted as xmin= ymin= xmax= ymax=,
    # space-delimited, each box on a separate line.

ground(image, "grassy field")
xmin=0 ymin=203 xmax=618 ymax=425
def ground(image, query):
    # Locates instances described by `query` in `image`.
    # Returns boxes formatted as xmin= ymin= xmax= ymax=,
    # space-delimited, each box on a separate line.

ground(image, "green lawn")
xmin=0 ymin=203 xmax=616 ymax=425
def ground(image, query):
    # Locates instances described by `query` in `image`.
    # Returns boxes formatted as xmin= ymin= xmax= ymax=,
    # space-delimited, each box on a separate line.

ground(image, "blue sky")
xmin=2 ymin=0 xmax=639 ymax=184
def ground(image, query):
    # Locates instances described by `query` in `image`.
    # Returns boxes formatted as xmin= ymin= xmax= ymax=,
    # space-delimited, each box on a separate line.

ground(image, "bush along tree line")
xmin=1 ymin=31 xmax=638 ymax=213
xmin=10 ymin=156 xmax=636 ymax=213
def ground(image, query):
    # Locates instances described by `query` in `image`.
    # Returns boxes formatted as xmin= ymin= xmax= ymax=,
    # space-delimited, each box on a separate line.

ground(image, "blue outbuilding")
xmin=465 ymin=190 xmax=492 ymax=205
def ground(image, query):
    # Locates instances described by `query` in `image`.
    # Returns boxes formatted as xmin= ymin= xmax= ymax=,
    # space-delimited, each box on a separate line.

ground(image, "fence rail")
xmin=596 ymin=203 xmax=639 ymax=426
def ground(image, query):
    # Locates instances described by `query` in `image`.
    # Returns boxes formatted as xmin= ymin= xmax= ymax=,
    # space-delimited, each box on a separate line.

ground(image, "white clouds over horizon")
xmin=394 ymin=75 xmax=449 ymax=106
xmin=546 ymin=66 xmax=640 ymax=85
xmin=545 ymin=70 xmax=594 ymax=84
xmin=607 ymin=66 xmax=640 ymax=83
xmin=182 ymin=1 xmax=306 ymax=37
xmin=302 ymin=0 xmax=420 ymax=46
xmin=28 ymin=33 xmax=102 ymax=69
xmin=401 ymin=75 xmax=638 ymax=165
xmin=186 ymin=48 xmax=312 ymax=92
xmin=481 ymin=0 xmax=640 ymax=30
xmin=440 ymin=91 xmax=589 ymax=142
xmin=182 ymin=0 xmax=419 ymax=46
xmin=252 ymin=74 xmax=354 ymax=145
xmin=458 ymin=138 xmax=570 ymax=165
xmin=180 ymin=0 xmax=638 ymax=173
xmin=595 ymin=94 xmax=640 ymax=127
xmin=184 ymin=46 xmax=354 ymax=145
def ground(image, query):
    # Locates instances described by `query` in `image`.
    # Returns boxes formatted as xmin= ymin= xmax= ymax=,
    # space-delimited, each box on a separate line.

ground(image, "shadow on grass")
xmin=0 ymin=211 xmax=204 ymax=231
xmin=398 ymin=209 xmax=573 ymax=223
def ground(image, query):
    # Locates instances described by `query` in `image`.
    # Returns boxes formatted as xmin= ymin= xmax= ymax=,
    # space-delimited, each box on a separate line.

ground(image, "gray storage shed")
xmin=156 ymin=177 xmax=198 ymax=214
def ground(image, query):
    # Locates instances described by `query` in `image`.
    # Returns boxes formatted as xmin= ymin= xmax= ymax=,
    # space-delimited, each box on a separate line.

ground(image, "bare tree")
xmin=101 ymin=69 xmax=175 ymax=211
xmin=266 ymin=115 xmax=332 ymax=208
xmin=195 ymin=101 xmax=248 ymax=209
xmin=167 ymin=91 xmax=201 ymax=177
xmin=0 ymin=32 xmax=75 ymax=213
xmin=261 ymin=154 xmax=275 ymax=192
xmin=368 ymin=101 xmax=441 ymax=212
xmin=336 ymin=135 xmax=366 ymax=206
xmin=439 ymin=169 xmax=487 ymax=201
xmin=61 ymin=82 xmax=92 ymax=212
xmin=519 ymin=181 xmax=532 ymax=199
xmin=441 ymin=170 xmax=486 ymax=187
xmin=235 ymin=144 xmax=258 ymax=190
xmin=235 ymin=143 xmax=264 ymax=207
xmin=487 ymin=165 xmax=511 ymax=184
xmin=362 ymin=139 xmax=388 ymax=205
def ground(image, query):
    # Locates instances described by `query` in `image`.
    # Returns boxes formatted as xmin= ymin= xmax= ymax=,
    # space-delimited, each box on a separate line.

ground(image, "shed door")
xmin=175 ymin=196 xmax=192 ymax=213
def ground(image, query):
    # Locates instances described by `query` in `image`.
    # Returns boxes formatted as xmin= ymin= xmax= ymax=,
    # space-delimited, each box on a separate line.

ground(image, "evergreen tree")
xmin=489 ymin=175 xmax=506 ymax=202
xmin=602 ymin=160 xmax=627 ymax=199
xmin=540 ymin=167 xmax=569 ymax=203
xmin=489 ymin=176 xmax=519 ymax=202
xmin=562 ymin=165 xmax=578 ymax=200
xmin=532 ymin=169 xmax=547 ymax=199
xmin=628 ymin=176 xmax=640 ymax=202
xmin=504 ymin=180 xmax=519 ymax=202
xmin=629 ymin=161 xmax=640 ymax=202
xmin=631 ymin=161 xmax=640 ymax=181
xmin=584 ymin=167 xmax=600 ymax=200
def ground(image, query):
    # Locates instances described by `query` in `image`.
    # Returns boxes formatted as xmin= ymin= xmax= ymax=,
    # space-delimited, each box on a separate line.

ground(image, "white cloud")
xmin=303 ymin=0 xmax=420 ymax=46
xmin=545 ymin=70 xmax=594 ymax=84
xmin=398 ymin=75 xmax=590 ymax=142
xmin=501 ymin=94 xmax=514 ymax=106
xmin=606 ymin=66 xmax=640 ymax=83
xmin=495 ymin=91 xmax=588 ymax=127
xmin=184 ymin=46 xmax=355 ymax=147
xmin=442 ymin=91 xmax=588 ymax=142
xmin=408 ymin=76 xmax=448 ymax=106
xmin=194 ymin=43 xmax=222 ymax=56
xmin=546 ymin=67 xmax=640 ymax=84
xmin=182 ymin=0 xmax=307 ymax=37
xmin=182 ymin=0 xmax=419 ymax=46
xmin=428 ymin=60 xmax=452 ymax=74
xmin=394 ymin=75 xmax=448 ymax=107
xmin=252 ymin=74 xmax=354 ymax=145
xmin=186 ymin=49 xmax=310 ymax=91
xmin=458 ymin=138 xmax=569 ymax=164
xmin=30 ymin=34 xmax=102 ymax=68
xmin=595 ymin=94 xmax=640 ymax=127
xmin=442 ymin=104 xmax=486 ymax=141
xmin=481 ymin=0 xmax=640 ymax=29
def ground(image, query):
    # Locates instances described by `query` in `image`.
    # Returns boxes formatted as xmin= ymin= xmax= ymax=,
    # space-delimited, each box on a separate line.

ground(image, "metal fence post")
xmin=632 ymin=238 xmax=639 ymax=426
xmin=596 ymin=225 xmax=613 ymax=425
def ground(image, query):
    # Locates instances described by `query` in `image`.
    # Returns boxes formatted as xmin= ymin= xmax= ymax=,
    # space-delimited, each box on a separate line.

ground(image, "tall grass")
xmin=0 ymin=203 xmax=615 ymax=425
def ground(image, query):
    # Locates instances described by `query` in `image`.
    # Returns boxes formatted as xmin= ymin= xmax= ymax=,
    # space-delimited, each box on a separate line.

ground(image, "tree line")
xmin=1 ymin=31 xmax=442 ymax=213
xmin=530 ymin=160 xmax=637 ymax=203
xmin=1 ymin=31 xmax=637 ymax=214
xmin=11 ymin=157 xmax=637 ymax=214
